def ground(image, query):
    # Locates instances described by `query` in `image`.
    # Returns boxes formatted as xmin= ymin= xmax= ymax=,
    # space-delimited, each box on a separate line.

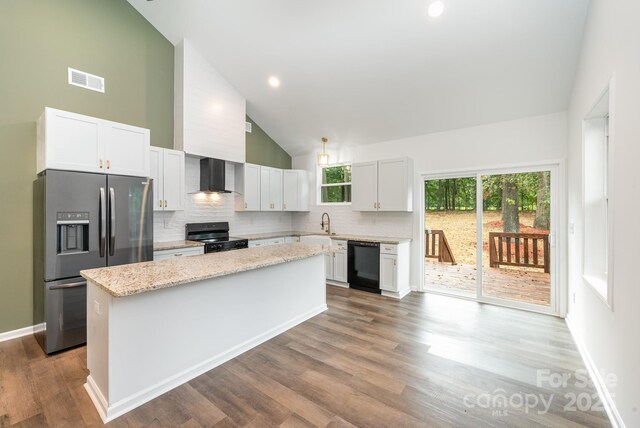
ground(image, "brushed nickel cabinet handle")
xmin=99 ymin=159 xmax=103 ymax=169
xmin=160 ymin=199 xmax=163 ymax=208
xmin=245 ymin=202 xmax=247 ymax=209
xmin=174 ymin=253 xmax=183 ymax=257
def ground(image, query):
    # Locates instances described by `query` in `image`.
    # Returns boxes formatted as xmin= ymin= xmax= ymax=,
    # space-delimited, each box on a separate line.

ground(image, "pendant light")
xmin=317 ymin=137 xmax=330 ymax=166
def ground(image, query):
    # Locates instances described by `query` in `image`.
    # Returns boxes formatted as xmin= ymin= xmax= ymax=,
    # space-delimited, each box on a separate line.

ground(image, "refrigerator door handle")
xmin=100 ymin=187 xmax=106 ymax=258
xmin=50 ymin=281 xmax=87 ymax=290
xmin=109 ymin=187 xmax=116 ymax=256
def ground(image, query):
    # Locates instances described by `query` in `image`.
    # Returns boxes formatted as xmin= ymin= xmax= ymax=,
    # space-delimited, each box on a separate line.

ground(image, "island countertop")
xmin=153 ymin=240 xmax=205 ymax=251
xmin=81 ymin=243 xmax=328 ymax=298
xmin=236 ymin=231 xmax=411 ymax=244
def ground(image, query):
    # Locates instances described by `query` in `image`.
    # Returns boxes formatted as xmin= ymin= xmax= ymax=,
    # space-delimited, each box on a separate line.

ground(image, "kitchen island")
xmin=80 ymin=243 xmax=328 ymax=423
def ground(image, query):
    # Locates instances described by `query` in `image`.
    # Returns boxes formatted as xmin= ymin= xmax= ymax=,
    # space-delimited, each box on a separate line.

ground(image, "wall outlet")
xmin=93 ymin=299 xmax=101 ymax=315
xmin=573 ymin=292 xmax=576 ymax=304
xmin=569 ymin=222 xmax=575 ymax=235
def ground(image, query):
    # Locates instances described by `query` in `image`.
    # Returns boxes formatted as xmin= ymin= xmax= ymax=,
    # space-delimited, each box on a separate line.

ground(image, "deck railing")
xmin=425 ymin=229 xmax=456 ymax=265
xmin=489 ymin=232 xmax=550 ymax=273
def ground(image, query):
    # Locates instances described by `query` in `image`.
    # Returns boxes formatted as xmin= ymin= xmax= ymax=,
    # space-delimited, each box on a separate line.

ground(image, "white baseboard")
xmin=0 ymin=323 xmax=45 ymax=343
xmin=326 ymin=281 xmax=349 ymax=288
xmin=565 ymin=315 xmax=625 ymax=428
xmin=382 ymin=288 xmax=411 ymax=300
xmin=87 ymin=304 xmax=328 ymax=423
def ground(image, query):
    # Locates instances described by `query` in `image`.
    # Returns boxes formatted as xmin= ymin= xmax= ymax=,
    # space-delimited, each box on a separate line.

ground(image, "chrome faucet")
xmin=320 ymin=212 xmax=331 ymax=235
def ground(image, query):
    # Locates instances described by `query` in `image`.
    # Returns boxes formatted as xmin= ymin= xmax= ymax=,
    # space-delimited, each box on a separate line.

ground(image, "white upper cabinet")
xmin=351 ymin=157 xmax=413 ymax=212
xmin=104 ymin=122 xmax=150 ymax=177
xmin=37 ymin=107 xmax=150 ymax=177
xmin=235 ymin=163 xmax=261 ymax=211
xmin=283 ymin=170 xmax=309 ymax=212
xmin=378 ymin=158 xmax=412 ymax=211
xmin=149 ymin=147 xmax=185 ymax=211
xmin=37 ymin=108 xmax=103 ymax=174
xmin=260 ymin=166 xmax=283 ymax=211
xmin=174 ymin=40 xmax=246 ymax=163
xmin=351 ymin=161 xmax=379 ymax=211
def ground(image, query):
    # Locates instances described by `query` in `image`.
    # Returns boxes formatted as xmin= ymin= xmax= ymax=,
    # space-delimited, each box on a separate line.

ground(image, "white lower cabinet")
xmin=324 ymin=253 xmax=334 ymax=280
xmin=153 ymin=246 xmax=204 ymax=261
xmin=333 ymin=249 xmax=348 ymax=283
xmin=379 ymin=242 xmax=411 ymax=299
xmin=326 ymin=240 xmax=348 ymax=286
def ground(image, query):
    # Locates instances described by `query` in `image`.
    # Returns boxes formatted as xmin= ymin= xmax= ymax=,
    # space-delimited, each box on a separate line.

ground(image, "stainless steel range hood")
xmin=199 ymin=158 xmax=232 ymax=193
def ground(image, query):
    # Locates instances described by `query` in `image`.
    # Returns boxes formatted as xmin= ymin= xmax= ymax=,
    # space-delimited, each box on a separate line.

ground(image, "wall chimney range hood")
xmin=199 ymin=158 xmax=232 ymax=193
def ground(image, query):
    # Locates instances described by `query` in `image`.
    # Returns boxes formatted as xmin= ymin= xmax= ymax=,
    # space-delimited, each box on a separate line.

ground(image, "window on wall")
xmin=319 ymin=164 xmax=352 ymax=204
xmin=583 ymin=84 xmax=612 ymax=308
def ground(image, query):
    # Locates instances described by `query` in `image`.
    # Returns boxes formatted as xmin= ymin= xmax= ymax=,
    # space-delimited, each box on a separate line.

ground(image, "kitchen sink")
xmin=299 ymin=235 xmax=332 ymax=246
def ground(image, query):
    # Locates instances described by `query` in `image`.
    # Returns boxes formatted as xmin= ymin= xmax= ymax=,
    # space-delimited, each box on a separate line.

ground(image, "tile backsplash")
xmin=154 ymin=157 xmax=293 ymax=242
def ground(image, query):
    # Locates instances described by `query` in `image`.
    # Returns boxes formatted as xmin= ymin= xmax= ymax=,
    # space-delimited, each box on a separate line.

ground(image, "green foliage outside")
xmin=425 ymin=173 xmax=550 ymax=212
xmin=321 ymin=165 xmax=352 ymax=203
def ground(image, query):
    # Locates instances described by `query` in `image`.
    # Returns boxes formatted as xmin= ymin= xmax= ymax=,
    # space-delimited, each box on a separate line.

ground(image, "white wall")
xmin=566 ymin=0 xmax=640 ymax=426
xmin=293 ymin=111 xmax=567 ymax=292
xmin=154 ymin=157 xmax=292 ymax=242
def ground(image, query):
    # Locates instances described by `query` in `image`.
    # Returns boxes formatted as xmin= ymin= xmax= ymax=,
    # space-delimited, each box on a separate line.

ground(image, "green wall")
xmin=245 ymin=116 xmax=292 ymax=169
xmin=0 ymin=0 xmax=174 ymax=333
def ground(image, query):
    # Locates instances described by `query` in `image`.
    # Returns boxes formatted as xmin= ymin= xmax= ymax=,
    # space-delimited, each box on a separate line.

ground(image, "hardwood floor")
xmin=425 ymin=259 xmax=551 ymax=306
xmin=0 ymin=286 xmax=610 ymax=427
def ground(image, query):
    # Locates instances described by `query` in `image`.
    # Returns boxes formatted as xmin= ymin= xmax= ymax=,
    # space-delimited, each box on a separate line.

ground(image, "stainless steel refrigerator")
xmin=33 ymin=169 xmax=153 ymax=354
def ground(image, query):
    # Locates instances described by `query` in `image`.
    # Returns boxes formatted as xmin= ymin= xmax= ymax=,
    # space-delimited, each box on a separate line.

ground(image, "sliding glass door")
xmin=480 ymin=171 xmax=553 ymax=309
xmin=423 ymin=166 xmax=558 ymax=314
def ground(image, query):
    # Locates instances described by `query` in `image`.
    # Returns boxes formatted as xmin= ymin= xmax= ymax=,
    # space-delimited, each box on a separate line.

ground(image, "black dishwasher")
xmin=347 ymin=241 xmax=381 ymax=294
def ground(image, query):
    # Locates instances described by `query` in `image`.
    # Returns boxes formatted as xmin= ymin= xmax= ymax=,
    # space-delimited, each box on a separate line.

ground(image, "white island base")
xmin=84 ymin=253 xmax=326 ymax=423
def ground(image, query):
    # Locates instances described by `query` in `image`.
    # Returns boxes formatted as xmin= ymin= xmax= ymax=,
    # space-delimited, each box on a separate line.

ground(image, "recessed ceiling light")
xmin=427 ymin=1 xmax=445 ymax=18
xmin=268 ymin=76 xmax=280 ymax=88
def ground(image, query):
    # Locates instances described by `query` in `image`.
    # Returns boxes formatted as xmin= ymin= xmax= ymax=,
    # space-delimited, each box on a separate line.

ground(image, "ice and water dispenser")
xmin=56 ymin=212 xmax=90 ymax=255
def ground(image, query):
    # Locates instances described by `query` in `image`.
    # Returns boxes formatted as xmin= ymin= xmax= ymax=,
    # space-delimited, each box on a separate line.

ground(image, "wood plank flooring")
xmin=425 ymin=259 xmax=552 ymax=306
xmin=0 ymin=286 xmax=609 ymax=427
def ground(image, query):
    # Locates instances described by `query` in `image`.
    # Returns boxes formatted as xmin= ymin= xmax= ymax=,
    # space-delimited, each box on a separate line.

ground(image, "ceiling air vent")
xmin=245 ymin=121 xmax=252 ymax=133
xmin=68 ymin=68 xmax=105 ymax=93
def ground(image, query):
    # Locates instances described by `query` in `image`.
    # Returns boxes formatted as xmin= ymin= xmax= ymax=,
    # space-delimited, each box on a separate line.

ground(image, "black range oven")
xmin=186 ymin=222 xmax=248 ymax=253
xmin=347 ymin=240 xmax=381 ymax=294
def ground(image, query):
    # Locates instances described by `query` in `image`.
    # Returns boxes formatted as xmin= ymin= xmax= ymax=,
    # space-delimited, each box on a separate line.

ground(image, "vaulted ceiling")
xmin=127 ymin=0 xmax=589 ymax=155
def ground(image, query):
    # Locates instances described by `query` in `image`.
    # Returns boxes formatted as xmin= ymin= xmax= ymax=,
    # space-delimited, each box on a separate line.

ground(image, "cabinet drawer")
xmin=331 ymin=240 xmax=348 ymax=250
xmin=154 ymin=246 xmax=204 ymax=261
xmin=249 ymin=239 xmax=270 ymax=248
xmin=380 ymin=244 xmax=398 ymax=255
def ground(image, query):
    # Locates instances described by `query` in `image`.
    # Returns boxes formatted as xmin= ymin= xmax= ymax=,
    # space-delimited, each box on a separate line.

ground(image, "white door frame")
xmin=418 ymin=159 xmax=566 ymax=317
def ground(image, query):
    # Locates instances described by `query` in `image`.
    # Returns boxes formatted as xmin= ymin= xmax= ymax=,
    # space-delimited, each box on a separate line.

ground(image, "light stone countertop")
xmin=237 ymin=231 xmax=411 ymax=245
xmin=235 ymin=231 xmax=319 ymax=240
xmin=81 ymin=243 xmax=329 ymax=298
xmin=153 ymin=240 xmax=205 ymax=251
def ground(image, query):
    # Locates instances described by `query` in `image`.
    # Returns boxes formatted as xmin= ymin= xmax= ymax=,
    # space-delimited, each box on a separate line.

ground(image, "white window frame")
xmin=581 ymin=76 xmax=615 ymax=310
xmin=317 ymin=163 xmax=352 ymax=205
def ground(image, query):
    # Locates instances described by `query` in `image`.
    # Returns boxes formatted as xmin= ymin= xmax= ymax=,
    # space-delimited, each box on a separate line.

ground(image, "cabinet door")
xmin=260 ymin=167 xmax=271 ymax=211
xmin=333 ymin=250 xmax=348 ymax=283
xmin=43 ymin=108 xmax=104 ymax=174
xmin=324 ymin=252 xmax=334 ymax=281
xmin=283 ymin=170 xmax=299 ymax=211
xmin=149 ymin=147 xmax=164 ymax=211
xmin=270 ymin=168 xmax=283 ymax=211
xmin=298 ymin=170 xmax=310 ymax=211
xmin=163 ymin=149 xmax=185 ymax=211
xmin=380 ymin=253 xmax=398 ymax=292
xmin=243 ymin=164 xmax=261 ymax=211
xmin=104 ymin=122 xmax=150 ymax=177
xmin=351 ymin=161 xmax=378 ymax=211
xmin=378 ymin=158 xmax=410 ymax=212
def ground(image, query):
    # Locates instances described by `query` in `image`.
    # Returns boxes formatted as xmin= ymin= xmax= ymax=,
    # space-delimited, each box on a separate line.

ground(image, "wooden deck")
xmin=425 ymin=259 xmax=551 ymax=306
